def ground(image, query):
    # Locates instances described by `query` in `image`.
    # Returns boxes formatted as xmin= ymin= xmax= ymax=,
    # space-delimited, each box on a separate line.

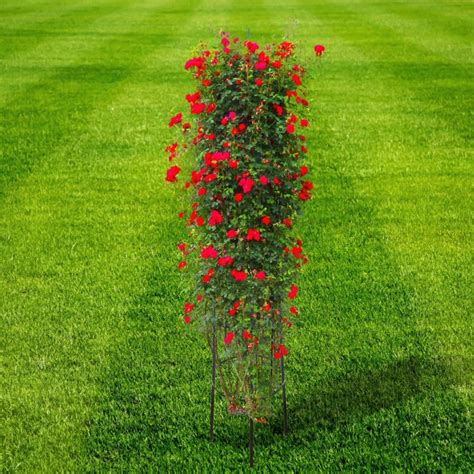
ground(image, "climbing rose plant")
xmin=165 ymin=33 xmax=324 ymax=421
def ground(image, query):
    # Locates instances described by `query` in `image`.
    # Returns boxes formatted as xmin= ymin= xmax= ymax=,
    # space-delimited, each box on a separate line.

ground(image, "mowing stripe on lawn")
xmin=83 ymin=0 xmax=471 ymax=471
xmin=1 ymin=1 xmax=201 ymax=470
xmin=1 ymin=0 xmax=472 ymax=471
xmin=298 ymin=0 xmax=472 ymax=321
xmin=0 ymin=1 xmax=177 ymax=199
xmin=0 ymin=2 xmax=124 ymax=60
xmin=0 ymin=2 xmax=139 ymax=105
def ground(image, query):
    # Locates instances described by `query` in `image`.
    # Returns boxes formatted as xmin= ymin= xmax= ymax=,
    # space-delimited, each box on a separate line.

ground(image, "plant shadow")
xmin=213 ymin=354 xmax=467 ymax=450
xmin=281 ymin=354 xmax=466 ymax=435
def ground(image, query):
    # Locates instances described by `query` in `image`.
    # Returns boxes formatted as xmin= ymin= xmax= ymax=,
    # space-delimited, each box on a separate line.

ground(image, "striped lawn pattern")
xmin=1 ymin=0 xmax=472 ymax=471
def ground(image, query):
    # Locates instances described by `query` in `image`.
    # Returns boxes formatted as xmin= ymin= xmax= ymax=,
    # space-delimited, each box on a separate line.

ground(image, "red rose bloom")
xmin=292 ymin=74 xmax=301 ymax=86
xmin=231 ymin=268 xmax=247 ymax=281
xmin=201 ymin=245 xmax=218 ymax=259
xmin=239 ymin=176 xmax=254 ymax=193
xmin=314 ymin=44 xmax=325 ymax=56
xmin=168 ymin=112 xmax=182 ymax=127
xmin=224 ymin=332 xmax=234 ymax=345
xmin=246 ymin=229 xmax=261 ymax=241
xmin=218 ymin=256 xmax=234 ymax=267
xmin=288 ymin=284 xmax=298 ymax=299
xmin=166 ymin=165 xmax=181 ymax=182
xmin=191 ymin=102 xmax=206 ymax=114
xmin=278 ymin=344 xmax=288 ymax=356
xmin=209 ymin=210 xmax=223 ymax=226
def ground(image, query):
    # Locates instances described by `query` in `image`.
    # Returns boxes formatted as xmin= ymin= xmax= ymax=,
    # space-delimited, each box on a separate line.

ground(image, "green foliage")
xmin=167 ymin=35 xmax=319 ymax=420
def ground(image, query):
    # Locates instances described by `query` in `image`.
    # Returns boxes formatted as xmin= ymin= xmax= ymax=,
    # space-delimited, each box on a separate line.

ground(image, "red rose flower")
xmin=255 ymin=271 xmax=266 ymax=280
xmin=255 ymin=78 xmax=263 ymax=86
xmin=226 ymin=229 xmax=238 ymax=238
xmin=259 ymin=175 xmax=268 ymax=185
xmin=286 ymin=123 xmax=295 ymax=134
xmin=239 ymin=176 xmax=254 ymax=193
xmin=292 ymin=74 xmax=301 ymax=86
xmin=273 ymin=103 xmax=284 ymax=116
xmin=314 ymin=44 xmax=325 ymax=56
xmin=166 ymin=165 xmax=181 ymax=182
xmin=168 ymin=112 xmax=183 ymax=127
xmin=245 ymin=41 xmax=259 ymax=53
xmin=209 ymin=210 xmax=223 ymax=226
xmin=224 ymin=331 xmax=234 ymax=345
xmin=291 ymin=246 xmax=303 ymax=258
xmin=201 ymin=245 xmax=218 ymax=259
xmin=288 ymin=284 xmax=298 ymax=299
xmin=231 ymin=268 xmax=247 ymax=281
xmin=278 ymin=344 xmax=288 ymax=356
xmin=234 ymin=193 xmax=243 ymax=202
xmin=191 ymin=102 xmax=206 ymax=114
xmin=261 ymin=215 xmax=271 ymax=225
xmin=246 ymin=229 xmax=261 ymax=241
xmin=218 ymin=256 xmax=234 ymax=267
xmin=185 ymin=91 xmax=200 ymax=103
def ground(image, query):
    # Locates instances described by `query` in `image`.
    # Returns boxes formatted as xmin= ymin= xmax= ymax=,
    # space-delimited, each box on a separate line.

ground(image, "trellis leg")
xmin=280 ymin=356 xmax=288 ymax=435
xmin=210 ymin=320 xmax=217 ymax=441
xmin=249 ymin=417 xmax=254 ymax=467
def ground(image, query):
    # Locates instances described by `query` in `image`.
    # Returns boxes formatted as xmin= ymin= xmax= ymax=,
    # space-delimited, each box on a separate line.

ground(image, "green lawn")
xmin=1 ymin=0 xmax=472 ymax=471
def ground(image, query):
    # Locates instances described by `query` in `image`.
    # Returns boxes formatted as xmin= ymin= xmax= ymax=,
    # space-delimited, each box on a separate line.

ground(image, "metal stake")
xmin=249 ymin=417 xmax=254 ymax=467
xmin=210 ymin=319 xmax=217 ymax=441
xmin=280 ymin=356 xmax=288 ymax=435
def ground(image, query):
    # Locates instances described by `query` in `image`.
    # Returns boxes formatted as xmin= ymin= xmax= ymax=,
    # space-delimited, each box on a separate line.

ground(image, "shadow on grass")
xmin=212 ymin=354 xmax=468 ymax=452
xmin=285 ymin=355 xmax=467 ymax=434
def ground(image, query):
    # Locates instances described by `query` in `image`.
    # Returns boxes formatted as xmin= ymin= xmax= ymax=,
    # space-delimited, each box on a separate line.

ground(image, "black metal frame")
xmin=208 ymin=321 xmax=288 ymax=467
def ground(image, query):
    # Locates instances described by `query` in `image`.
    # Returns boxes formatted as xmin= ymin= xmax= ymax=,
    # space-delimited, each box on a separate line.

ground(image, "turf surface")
xmin=1 ymin=0 xmax=472 ymax=471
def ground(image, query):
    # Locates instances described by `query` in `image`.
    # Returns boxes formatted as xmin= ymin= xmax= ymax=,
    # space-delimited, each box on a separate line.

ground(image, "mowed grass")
xmin=0 ymin=0 xmax=472 ymax=471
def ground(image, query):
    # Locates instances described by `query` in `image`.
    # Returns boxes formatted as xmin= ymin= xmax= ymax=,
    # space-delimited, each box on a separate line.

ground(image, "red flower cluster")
xmin=165 ymin=32 xmax=324 ymax=419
